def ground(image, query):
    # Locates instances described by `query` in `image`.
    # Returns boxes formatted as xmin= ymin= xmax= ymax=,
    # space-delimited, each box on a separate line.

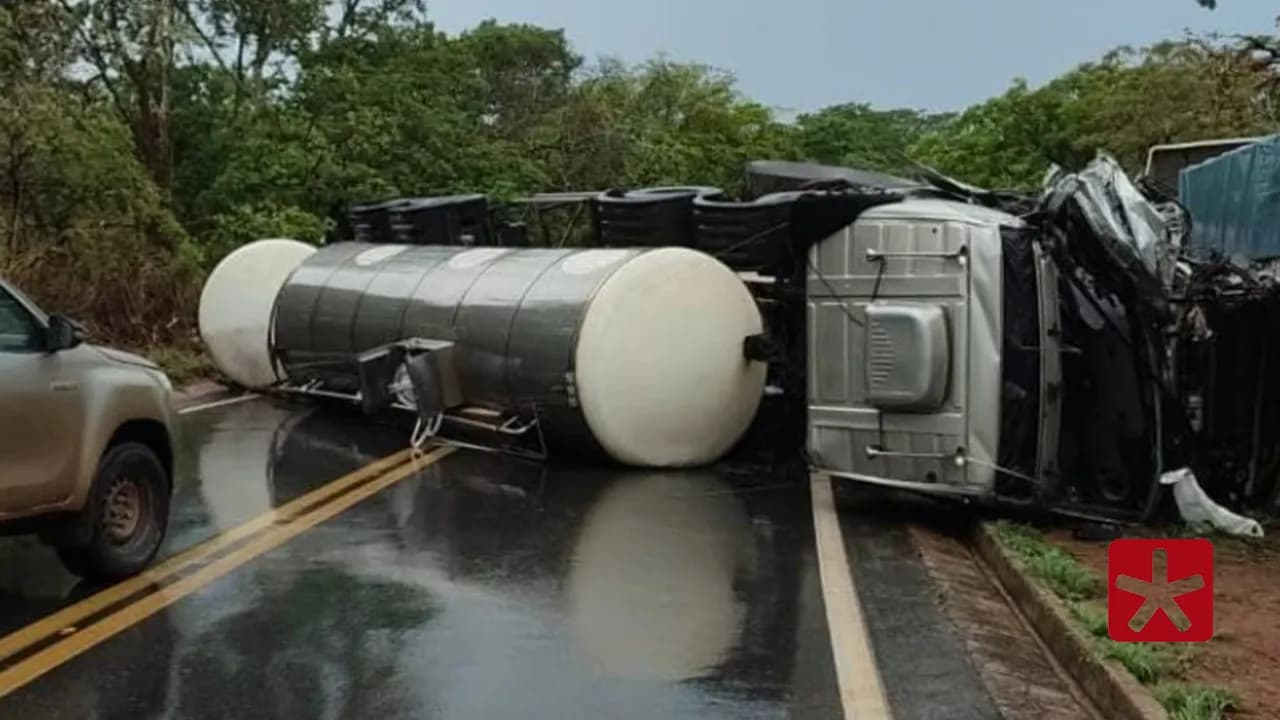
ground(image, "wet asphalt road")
xmin=0 ymin=399 xmax=842 ymax=719
xmin=0 ymin=398 xmax=1008 ymax=719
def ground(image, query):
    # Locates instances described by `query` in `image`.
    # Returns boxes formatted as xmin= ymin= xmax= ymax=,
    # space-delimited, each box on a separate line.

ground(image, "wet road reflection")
xmin=168 ymin=398 xmax=405 ymax=552
xmin=0 ymin=399 xmax=407 ymax=640
xmin=0 ymin=400 xmax=839 ymax=719
xmin=568 ymin=472 xmax=753 ymax=681
xmin=0 ymin=539 xmax=83 ymax=640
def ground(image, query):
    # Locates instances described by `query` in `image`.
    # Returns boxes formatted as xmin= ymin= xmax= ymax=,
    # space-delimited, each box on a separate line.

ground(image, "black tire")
xmin=56 ymin=442 xmax=170 ymax=581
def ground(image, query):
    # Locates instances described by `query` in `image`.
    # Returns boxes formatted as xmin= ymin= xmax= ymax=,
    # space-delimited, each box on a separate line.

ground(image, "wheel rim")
xmin=390 ymin=363 xmax=417 ymax=408
xmin=104 ymin=475 xmax=145 ymax=544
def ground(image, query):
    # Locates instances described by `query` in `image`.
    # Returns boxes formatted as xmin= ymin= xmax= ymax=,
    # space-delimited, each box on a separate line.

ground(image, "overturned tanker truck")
xmin=200 ymin=156 xmax=1239 ymax=523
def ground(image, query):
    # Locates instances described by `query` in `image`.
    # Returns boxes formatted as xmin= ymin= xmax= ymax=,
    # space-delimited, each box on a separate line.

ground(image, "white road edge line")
xmin=811 ymin=473 xmax=893 ymax=720
xmin=177 ymin=393 xmax=261 ymax=415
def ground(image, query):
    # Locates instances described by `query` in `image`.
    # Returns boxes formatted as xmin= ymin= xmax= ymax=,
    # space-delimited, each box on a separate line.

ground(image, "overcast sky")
xmin=427 ymin=0 xmax=1278 ymax=114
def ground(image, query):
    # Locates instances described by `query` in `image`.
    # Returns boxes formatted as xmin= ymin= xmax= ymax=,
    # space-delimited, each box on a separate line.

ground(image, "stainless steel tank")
xmin=201 ymin=241 xmax=767 ymax=467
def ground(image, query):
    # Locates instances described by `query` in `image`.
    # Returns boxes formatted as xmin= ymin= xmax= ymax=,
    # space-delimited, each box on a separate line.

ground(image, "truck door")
xmin=0 ymin=286 xmax=82 ymax=514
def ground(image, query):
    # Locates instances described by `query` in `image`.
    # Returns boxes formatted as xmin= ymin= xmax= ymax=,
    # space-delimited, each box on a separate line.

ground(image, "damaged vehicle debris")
xmin=197 ymin=148 xmax=1280 ymax=525
xmin=806 ymin=146 xmax=1280 ymax=526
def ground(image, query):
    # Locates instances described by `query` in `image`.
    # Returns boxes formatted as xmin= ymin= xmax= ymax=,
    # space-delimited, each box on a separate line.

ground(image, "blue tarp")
xmin=1180 ymin=135 xmax=1280 ymax=260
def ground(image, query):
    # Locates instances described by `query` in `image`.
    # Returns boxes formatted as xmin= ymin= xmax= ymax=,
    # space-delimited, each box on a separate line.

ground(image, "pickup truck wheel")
xmin=56 ymin=442 xmax=170 ymax=581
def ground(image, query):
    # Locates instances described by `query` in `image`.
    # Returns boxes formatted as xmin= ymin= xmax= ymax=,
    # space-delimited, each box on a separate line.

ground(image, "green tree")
xmin=1067 ymin=41 xmax=1278 ymax=171
xmin=19 ymin=0 xmax=1280 ymax=362
xmin=55 ymin=0 xmax=182 ymax=196
xmin=908 ymin=78 xmax=1080 ymax=188
xmin=794 ymin=103 xmax=951 ymax=175
xmin=544 ymin=59 xmax=795 ymax=193
xmin=910 ymin=36 xmax=1280 ymax=189
xmin=1 ymin=2 xmax=195 ymax=346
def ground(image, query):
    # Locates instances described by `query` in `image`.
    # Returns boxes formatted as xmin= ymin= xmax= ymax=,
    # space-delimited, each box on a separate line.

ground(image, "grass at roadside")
xmin=142 ymin=344 xmax=216 ymax=386
xmin=1067 ymin=601 xmax=1183 ymax=683
xmin=1155 ymin=684 xmax=1239 ymax=720
xmin=993 ymin=521 xmax=1103 ymax=601
xmin=990 ymin=521 xmax=1238 ymax=720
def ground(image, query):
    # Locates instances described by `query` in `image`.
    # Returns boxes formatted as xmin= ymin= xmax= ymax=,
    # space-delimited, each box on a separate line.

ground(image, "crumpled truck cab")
xmin=807 ymin=198 xmax=1161 ymax=521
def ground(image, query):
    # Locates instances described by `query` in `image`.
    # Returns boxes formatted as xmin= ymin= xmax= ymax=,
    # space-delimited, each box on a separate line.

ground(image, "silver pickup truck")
xmin=0 ymin=278 xmax=175 ymax=580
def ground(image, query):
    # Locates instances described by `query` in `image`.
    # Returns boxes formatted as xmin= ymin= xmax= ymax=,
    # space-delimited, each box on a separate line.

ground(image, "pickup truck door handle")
xmin=50 ymin=380 xmax=79 ymax=392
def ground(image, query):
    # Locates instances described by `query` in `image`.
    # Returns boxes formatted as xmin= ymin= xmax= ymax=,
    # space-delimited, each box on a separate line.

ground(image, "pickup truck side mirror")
xmin=46 ymin=314 xmax=80 ymax=352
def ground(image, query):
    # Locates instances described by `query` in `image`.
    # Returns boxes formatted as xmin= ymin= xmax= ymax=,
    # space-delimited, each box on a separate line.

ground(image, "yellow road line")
xmin=0 ymin=448 xmax=415 ymax=665
xmin=811 ymin=473 xmax=892 ymax=720
xmin=0 ymin=445 xmax=454 ymax=698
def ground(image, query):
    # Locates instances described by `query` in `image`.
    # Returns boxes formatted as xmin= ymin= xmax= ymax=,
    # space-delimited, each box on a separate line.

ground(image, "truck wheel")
xmin=56 ymin=442 xmax=170 ymax=581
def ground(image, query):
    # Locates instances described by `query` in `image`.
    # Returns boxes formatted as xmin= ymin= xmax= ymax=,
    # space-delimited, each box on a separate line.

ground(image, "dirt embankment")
xmin=1050 ymin=529 xmax=1280 ymax=718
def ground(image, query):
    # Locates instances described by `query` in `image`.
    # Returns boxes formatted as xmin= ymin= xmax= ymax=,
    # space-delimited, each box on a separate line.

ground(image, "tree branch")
xmin=234 ymin=29 xmax=247 ymax=116
xmin=335 ymin=0 xmax=361 ymax=40
xmin=102 ymin=0 xmax=145 ymax=91
xmin=172 ymin=0 xmax=236 ymax=78
xmin=54 ymin=0 xmax=130 ymax=122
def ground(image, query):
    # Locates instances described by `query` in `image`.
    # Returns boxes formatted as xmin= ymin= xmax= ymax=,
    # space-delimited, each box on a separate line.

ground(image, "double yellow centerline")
xmin=0 ymin=444 xmax=454 ymax=699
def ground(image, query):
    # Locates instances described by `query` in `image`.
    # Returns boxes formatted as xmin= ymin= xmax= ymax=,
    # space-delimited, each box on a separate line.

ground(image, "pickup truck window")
xmin=0 ymin=287 xmax=42 ymax=352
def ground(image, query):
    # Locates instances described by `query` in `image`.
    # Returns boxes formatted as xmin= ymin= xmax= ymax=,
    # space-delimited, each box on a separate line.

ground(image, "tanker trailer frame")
xmin=279 ymin=336 xmax=548 ymax=460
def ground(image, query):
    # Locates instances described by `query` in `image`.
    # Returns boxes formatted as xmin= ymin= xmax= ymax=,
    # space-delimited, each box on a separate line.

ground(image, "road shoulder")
xmin=971 ymin=523 xmax=1168 ymax=720
xmin=173 ymin=380 xmax=234 ymax=410
xmin=911 ymin=523 xmax=1101 ymax=720
xmin=832 ymin=483 xmax=1001 ymax=720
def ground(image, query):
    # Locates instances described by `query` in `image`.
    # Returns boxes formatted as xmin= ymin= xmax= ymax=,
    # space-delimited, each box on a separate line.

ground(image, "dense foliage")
xmin=1 ymin=1 xmax=1278 ymax=356
xmin=909 ymin=39 xmax=1280 ymax=188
